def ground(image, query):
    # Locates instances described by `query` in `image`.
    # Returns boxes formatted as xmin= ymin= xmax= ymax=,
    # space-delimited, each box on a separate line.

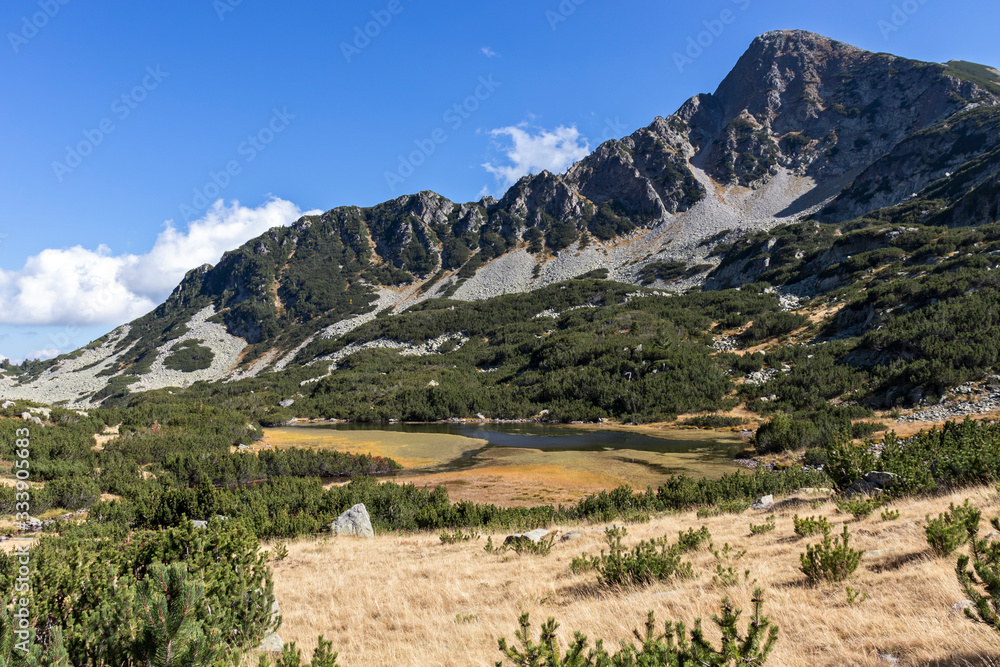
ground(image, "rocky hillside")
xmin=5 ymin=30 xmax=1000 ymax=407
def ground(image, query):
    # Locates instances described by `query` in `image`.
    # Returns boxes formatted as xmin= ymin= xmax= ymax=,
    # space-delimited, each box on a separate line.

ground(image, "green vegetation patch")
xmin=163 ymin=339 xmax=215 ymax=372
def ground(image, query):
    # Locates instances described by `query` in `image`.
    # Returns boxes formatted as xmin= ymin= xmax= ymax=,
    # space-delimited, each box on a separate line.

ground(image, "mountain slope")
xmin=5 ymin=29 xmax=1000 ymax=407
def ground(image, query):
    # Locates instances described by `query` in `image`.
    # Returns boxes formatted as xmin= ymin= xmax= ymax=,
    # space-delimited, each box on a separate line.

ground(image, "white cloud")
xmin=0 ymin=198 xmax=316 ymax=327
xmin=481 ymin=46 xmax=498 ymax=58
xmin=25 ymin=348 xmax=59 ymax=361
xmin=482 ymin=124 xmax=590 ymax=189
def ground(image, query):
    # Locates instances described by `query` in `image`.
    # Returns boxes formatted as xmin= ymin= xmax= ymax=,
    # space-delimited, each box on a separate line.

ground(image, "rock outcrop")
xmin=331 ymin=504 xmax=375 ymax=538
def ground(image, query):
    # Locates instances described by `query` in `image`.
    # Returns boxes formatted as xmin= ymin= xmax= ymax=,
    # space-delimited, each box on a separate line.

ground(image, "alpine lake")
xmin=261 ymin=422 xmax=747 ymax=507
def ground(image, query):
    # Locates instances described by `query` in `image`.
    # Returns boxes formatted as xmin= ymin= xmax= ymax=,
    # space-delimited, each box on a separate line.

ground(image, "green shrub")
xmin=45 ymin=475 xmax=101 ymax=511
xmin=675 ymin=525 xmax=712 ymax=552
xmin=926 ymin=500 xmax=981 ymax=557
xmin=793 ymin=514 xmax=831 ymax=538
xmin=800 ymin=525 xmax=863 ymax=584
xmin=880 ymin=508 xmax=900 ymax=522
xmin=957 ymin=515 xmax=1000 ymax=633
xmin=501 ymin=534 xmax=555 ymax=556
xmin=497 ymin=590 xmax=778 ymax=666
xmin=262 ymin=636 xmax=340 ymax=666
xmin=711 ymin=542 xmax=749 ymax=588
xmin=749 ymin=515 xmax=776 ymax=535
xmin=439 ymin=528 xmax=480 ymax=545
xmin=845 ymin=586 xmax=868 ymax=605
xmin=579 ymin=526 xmax=694 ymax=587
xmin=163 ymin=340 xmax=215 ymax=372
xmin=753 ymin=413 xmax=827 ymax=454
xmin=697 ymin=500 xmax=752 ymax=518
xmin=836 ymin=496 xmax=882 ymax=520
xmin=679 ymin=415 xmax=748 ymax=429
xmin=803 ymin=447 xmax=829 ymax=467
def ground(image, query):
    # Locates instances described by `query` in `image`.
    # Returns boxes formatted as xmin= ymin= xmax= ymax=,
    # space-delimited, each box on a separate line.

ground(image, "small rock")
xmin=278 ymin=399 xmax=295 ymax=408
xmin=331 ymin=503 xmax=374 ymax=538
xmin=560 ymin=530 xmax=584 ymax=542
xmin=880 ymin=654 xmax=900 ymax=665
xmin=258 ymin=633 xmax=284 ymax=652
xmin=237 ymin=444 xmax=250 ymax=450
xmin=426 ymin=380 xmax=439 ymax=387
xmin=952 ymin=600 xmax=975 ymax=614
xmin=476 ymin=412 xmax=486 ymax=420
xmin=1 ymin=400 xmax=14 ymax=409
xmin=751 ymin=495 xmax=774 ymax=510
xmin=192 ymin=520 xmax=208 ymax=529
xmin=19 ymin=412 xmax=30 ymax=421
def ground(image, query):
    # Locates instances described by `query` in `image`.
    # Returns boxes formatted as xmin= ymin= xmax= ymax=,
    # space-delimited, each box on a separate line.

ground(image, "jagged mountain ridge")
xmin=6 ymin=29 xmax=1000 ymax=406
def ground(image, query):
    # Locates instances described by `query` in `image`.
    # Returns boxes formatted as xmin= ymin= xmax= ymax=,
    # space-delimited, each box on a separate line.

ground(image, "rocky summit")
xmin=5 ymin=30 xmax=1000 ymax=407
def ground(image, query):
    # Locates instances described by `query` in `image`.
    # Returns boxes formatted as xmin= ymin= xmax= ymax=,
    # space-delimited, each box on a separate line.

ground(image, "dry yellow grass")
xmin=262 ymin=427 xmax=487 ymax=469
xmin=267 ymin=486 xmax=1000 ymax=666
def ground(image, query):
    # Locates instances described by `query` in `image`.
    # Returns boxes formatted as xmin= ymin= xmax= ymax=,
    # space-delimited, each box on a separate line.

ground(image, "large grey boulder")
xmin=331 ymin=503 xmax=374 ymax=538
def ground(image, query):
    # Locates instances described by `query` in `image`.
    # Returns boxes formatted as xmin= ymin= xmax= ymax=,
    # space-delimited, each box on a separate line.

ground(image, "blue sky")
xmin=0 ymin=0 xmax=997 ymax=361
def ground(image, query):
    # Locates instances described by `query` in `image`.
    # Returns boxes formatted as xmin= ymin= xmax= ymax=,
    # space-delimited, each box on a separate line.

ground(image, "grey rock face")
xmin=331 ymin=503 xmax=375 ymax=538
xmin=751 ymin=495 xmax=774 ymax=510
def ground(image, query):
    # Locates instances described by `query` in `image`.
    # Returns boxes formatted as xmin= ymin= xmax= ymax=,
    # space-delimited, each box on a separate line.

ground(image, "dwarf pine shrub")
xmin=749 ymin=515 xmax=776 ymax=535
xmin=440 ymin=528 xmax=480 ymax=545
xmin=880 ymin=508 xmax=900 ymax=522
xmin=800 ymin=525 xmax=863 ymax=584
xmin=496 ymin=588 xmax=778 ymax=666
xmin=675 ymin=525 xmax=712 ymax=551
xmin=926 ymin=500 xmax=981 ymax=557
xmin=578 ymin=526 xmax=694 ymax=587
xmin=957 ymin=514 xmax=1000 ymax=633
xmin=260 ymin=636 xmax=339 ymax=666
xmin=836 ymin=496 xmax=881 ymax=520
xmin=793 ymin=514 xmax=830 ymax=538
